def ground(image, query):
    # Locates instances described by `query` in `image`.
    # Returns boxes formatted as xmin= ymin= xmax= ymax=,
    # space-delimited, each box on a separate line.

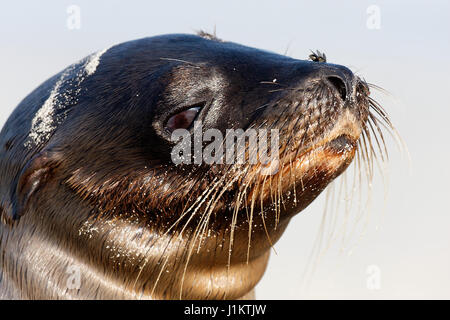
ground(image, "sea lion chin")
xmin=0 ymin=33 xmax=389 ymax=299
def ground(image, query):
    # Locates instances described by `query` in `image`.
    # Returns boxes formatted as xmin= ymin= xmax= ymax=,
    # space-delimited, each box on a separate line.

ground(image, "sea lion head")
xmin=0 ymin=33 xmax=390 ymax=299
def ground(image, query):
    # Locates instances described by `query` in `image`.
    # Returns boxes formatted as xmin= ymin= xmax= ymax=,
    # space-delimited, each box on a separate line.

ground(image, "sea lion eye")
xmin=165 ymin=106 xmax=201 ymax=133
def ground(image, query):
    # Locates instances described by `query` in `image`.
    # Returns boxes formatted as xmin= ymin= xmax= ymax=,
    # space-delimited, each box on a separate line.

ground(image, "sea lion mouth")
xmin=307 ymin=115 xmax=362 ymax=158
xmin=327 ymin=134 xmax=356 ymax=154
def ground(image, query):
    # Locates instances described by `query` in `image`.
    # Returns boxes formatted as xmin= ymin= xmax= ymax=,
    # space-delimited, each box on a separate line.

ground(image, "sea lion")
xmin=0 ymin=33 xmax=390 ymax=299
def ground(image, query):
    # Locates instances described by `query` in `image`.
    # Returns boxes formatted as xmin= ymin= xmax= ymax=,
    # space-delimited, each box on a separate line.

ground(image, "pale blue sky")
xmin=1 ymin=0 xmax=449 ymax=299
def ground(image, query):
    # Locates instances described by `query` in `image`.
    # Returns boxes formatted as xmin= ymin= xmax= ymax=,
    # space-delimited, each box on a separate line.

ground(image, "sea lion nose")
xmin=300 ymin=63 xmax=356 ymax=103
xmin=326 ymin=75 xmax=348 ymax=101
xmin=321 ymin=65 xmax=355 ymax=103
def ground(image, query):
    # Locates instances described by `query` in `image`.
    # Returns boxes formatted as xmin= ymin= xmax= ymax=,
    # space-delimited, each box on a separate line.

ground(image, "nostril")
xmin=327 ymin=76 xmax=347 ymax=101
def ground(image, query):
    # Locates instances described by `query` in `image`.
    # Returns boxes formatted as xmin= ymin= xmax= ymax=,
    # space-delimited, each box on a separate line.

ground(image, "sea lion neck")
xmin=78 ymin=218 xmax=274 ymax=299
xmin=0 ymin=184 xmax=279 ymax=299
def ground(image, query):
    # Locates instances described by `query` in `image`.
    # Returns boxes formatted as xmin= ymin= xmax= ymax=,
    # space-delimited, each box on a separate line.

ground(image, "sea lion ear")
xmin=9 ymin=151 xmax=61 ymax=220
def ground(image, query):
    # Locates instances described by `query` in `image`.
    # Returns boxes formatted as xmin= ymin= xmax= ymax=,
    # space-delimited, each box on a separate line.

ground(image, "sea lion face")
xmin=0 ymin=34 xmax=387 ymax=299
xmin=58 ymin=35 xmax=369 ymax=235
